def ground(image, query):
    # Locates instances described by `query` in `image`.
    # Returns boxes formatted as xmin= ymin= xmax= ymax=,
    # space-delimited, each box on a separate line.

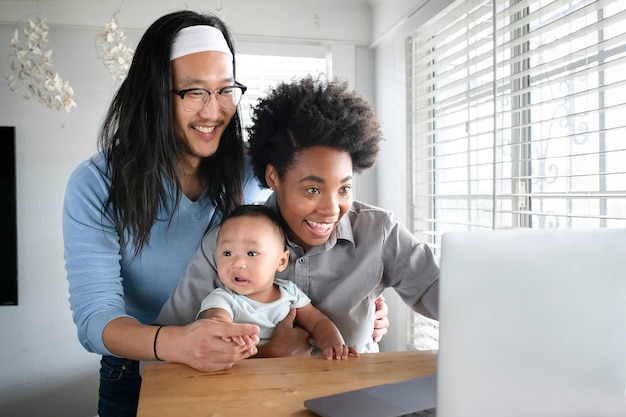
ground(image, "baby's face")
xmin=215 ymin=215 xmax=289 ymax=298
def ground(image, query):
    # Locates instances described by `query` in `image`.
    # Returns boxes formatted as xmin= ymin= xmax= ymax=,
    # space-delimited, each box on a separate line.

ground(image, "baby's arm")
xmin=199 ymin=307 xmax=232 ymax=322
xmin=199 ymin=308 xmax=249 ymax=347
xmin=295 ymin=304 xmax=359 ymax=360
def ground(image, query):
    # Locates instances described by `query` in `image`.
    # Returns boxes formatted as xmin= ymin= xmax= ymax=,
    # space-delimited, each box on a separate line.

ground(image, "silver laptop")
xmin=305 ymin=228 xmax=626 ymax=417
xmin=437 ymin=227 xmax=626 ymax=417
xmin=304 ymin=374 xmax=436 ymax=417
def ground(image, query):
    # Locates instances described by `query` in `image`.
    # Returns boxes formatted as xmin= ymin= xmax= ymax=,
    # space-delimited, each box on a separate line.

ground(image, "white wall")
xmin=0 ymin=22 xmax=122 ymax=417
xmin=371 ymin=0 xmax=454 ymax=352
xmin=0 ymin=0 xmax=371 ymax=43
xmin=0 ymin=1 xmax=375 ymax=416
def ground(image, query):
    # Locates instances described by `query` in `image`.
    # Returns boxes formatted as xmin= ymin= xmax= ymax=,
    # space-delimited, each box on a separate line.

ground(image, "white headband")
xmin=170 ymin=25 xmax=233 ymax=61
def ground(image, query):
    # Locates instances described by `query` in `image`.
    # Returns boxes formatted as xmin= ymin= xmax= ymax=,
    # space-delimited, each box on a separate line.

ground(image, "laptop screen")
xmin=437 ymin=228 xmax=626 ymax=417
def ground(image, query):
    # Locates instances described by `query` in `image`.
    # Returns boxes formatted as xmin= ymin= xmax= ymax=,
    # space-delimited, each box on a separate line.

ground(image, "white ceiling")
xmin=0 ymin=0 xmax=379 ymax=43
xmin=295 ymin=0 xmax=378 ymax=6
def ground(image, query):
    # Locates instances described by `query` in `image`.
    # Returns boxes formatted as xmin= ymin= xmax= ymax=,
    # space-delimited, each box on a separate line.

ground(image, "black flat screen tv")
xmin=1 ymin=126 xmax=17 ymax=305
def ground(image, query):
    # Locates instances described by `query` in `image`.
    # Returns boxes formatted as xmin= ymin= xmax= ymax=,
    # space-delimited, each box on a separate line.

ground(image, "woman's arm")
xmin=382 ymin=217 xmax=440 ymax=320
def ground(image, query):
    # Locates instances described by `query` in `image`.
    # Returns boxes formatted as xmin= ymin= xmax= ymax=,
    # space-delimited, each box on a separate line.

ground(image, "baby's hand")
xmin=220 ymin=334 xmax=259 ymax=356
xmin=221 ymin=335 xmax=245 ymax=345
xmin=322 ymin=344 xmax=360 ymax=360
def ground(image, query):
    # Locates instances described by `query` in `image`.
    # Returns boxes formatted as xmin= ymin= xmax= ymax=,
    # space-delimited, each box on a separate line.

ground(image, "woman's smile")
xmin=268 ymin=146 xmax=354 ymax=252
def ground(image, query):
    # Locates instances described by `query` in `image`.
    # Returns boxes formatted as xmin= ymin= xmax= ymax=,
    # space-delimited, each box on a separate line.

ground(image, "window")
xmin=236 ymin=54 xmax=326 ymax=136
xmin=408 ymin=0 xmax=626 ymax=349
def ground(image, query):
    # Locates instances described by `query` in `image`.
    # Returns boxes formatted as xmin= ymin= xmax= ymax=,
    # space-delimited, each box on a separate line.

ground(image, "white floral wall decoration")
xmin=5 ymin=18 xmax=76 ymax=112
xmin=96 ymin=16 xmax=134 ymax=81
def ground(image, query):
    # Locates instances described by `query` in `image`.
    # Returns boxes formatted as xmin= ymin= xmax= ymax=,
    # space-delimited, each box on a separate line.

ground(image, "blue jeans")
xmin=98 ymin=355 xmax=142 ymax=417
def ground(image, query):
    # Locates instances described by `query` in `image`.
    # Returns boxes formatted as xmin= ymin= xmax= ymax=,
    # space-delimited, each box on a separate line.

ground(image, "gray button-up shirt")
xmin=157 ymin=194 xmax=440 ymax=353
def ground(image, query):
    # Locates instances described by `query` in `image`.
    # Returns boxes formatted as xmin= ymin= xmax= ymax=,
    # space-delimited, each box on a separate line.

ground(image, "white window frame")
xmin=235 ymin=42 xmax=327 ymax=136
xmin=407 ymin=0 xmax=626 ymax=350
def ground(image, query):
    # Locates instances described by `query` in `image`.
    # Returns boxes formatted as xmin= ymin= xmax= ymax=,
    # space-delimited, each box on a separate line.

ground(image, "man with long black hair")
xmin=63 ymin=11 xmax=267 ymax=416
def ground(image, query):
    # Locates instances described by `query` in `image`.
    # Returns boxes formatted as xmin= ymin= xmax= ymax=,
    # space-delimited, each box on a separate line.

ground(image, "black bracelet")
xmin=153 ymin=325 xmax=164 ymax=361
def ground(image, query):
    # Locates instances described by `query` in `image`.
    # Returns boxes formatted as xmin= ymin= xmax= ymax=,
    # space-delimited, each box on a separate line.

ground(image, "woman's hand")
xmin=373 ymin=295 xmax=390 ymax=343
xmin=256 ymin=308 xmax=313 ymax=357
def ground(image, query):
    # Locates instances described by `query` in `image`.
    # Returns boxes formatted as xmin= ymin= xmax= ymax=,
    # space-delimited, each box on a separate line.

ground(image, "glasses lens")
xmin=182 ymin=90 xmax=209 ymax=112
xmin=217 ymin=87 xmax=243 ymax=109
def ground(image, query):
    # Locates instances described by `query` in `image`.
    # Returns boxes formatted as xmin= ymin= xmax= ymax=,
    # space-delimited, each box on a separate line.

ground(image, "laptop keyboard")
xmin=401 ymin=408 xmax=437 ymax=417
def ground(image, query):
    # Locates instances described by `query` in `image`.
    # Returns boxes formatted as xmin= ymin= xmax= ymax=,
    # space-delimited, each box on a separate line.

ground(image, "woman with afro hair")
xmin=158 ymin=76 xmax=439 ymax=356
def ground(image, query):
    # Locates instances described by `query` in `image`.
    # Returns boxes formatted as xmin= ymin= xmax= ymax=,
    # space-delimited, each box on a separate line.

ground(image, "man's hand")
xmin=159 ymin=318 xmax=260 ymax=372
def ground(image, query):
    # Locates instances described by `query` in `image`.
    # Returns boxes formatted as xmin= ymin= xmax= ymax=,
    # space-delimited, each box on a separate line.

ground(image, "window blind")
xmin=407 ymin=0 xmax=626 ymax=350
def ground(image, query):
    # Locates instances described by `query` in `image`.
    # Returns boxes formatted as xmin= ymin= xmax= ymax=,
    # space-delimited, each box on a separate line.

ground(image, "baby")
xmin=198 ymin=205 xmax=358 ymax=360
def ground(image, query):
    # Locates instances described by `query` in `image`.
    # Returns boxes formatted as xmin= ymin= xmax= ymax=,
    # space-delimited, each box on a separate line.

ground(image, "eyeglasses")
xmin=172 ymin=82 xmax=247 ymax=112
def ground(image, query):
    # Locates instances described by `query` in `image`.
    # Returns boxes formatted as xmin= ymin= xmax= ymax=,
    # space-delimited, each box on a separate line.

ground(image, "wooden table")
xmin=137 ymin=350 xmax=437 ymax=417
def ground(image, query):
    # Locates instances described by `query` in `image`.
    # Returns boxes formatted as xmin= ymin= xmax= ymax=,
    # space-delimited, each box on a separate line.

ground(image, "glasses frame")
xmin=172 ymin=81 xmax=247 ymax=111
